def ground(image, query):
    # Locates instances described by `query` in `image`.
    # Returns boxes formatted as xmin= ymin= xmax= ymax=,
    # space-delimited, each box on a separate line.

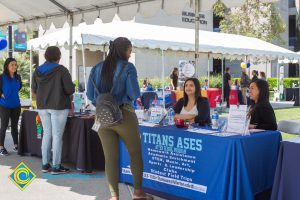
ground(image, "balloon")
xmin=240 ymin=62 xmax=246 ymax=69
xmin=0 ymin=38 xmax=7 ymax=51
xmin=247 ymin=63 xmax=251 ymax=68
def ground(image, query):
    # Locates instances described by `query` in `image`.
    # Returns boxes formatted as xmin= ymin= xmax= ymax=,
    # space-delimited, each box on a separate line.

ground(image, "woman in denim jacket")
xmin=87 ymin=37 xmax=152 ymax=200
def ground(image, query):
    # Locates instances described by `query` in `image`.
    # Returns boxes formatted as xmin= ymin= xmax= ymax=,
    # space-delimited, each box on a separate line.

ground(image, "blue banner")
xmin=14 ymin=29 xmax=27 ymax=52
xmin=119 ymin=126 xmax=281 ymax=200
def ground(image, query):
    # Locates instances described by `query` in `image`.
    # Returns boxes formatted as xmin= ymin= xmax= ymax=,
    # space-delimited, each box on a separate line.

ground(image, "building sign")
xmin=182 ymin=11 xmax=208 ymax=25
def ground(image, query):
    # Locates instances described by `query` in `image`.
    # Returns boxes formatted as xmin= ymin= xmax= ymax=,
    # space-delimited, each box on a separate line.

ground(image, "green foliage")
xmin=215 ymin=0 xmax=286 ymax=44
xmin=138 ymin=77 xmax=171 ymax=88
xmin=199 ymin=75 xmax=222 ymax=88
xmin=267 ymin=78 xmax=300 ymax=90
xmin=212 ymin=0 xmax=227 ymax=18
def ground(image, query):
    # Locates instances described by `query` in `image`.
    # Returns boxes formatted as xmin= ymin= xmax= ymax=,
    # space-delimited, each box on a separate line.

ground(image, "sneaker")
xmin=12 ymin=146 xmax=18 ymax=152
xmin=0 ymin=148 xmax=8 ymax=156
xmin=51 ymin=165 xmax=70 ymax=175
xmin=41 ymin=163 xmax=52 ymax=173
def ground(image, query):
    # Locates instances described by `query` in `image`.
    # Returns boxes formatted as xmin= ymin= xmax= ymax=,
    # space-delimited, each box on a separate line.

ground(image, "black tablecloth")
xmin=284 ymin=88 xmax=296 ymax=101
xmin=18 ymin=110 xmax=105 ymax=172
xmin=271 ymin=140 xmax=300 ymax=200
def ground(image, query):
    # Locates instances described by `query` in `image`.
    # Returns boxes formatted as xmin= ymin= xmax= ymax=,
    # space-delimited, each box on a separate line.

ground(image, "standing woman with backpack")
xmin=0 ymin=58 xmax=22 ymax=155
xmin=87 ymin=37 xmax=152 ymax=200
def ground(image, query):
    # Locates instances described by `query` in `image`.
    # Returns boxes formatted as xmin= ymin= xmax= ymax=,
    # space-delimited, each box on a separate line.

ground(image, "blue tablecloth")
xmin=119 ymin=126 xmax=281 ymax=200
xmin=271 ymin=140 xmax=300 ymax=200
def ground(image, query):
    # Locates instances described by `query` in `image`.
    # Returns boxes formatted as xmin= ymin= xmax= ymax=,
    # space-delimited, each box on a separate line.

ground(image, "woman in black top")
xmin=248 ymin=79 xmax=277 ymax=130
xmin=174 ymin=78 xmax=211 ymax=126
xmin=251 ymin=70 xmax=259 ymax=82
xmin=170 ymin=67 xmax=178 ymax=90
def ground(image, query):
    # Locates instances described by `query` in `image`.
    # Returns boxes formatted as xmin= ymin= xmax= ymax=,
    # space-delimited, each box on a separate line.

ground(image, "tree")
xmin=213 ymin=0 xmax=286 ymax=44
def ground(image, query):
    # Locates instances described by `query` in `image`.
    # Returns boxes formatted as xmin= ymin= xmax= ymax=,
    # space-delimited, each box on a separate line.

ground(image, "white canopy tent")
xmin=28 ymin=20 xmax=300 ymax=105
xmin=0 ymin=0 xmax=279 ymax=73
xmin=28 ymin=20 xmax=300 ymax=60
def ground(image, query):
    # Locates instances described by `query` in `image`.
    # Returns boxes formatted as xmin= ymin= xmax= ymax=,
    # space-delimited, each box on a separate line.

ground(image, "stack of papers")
xmin=186 ymin=128 xmax=218 ymax=134
xmin=139 ymin=122 xmax=157 ymax=127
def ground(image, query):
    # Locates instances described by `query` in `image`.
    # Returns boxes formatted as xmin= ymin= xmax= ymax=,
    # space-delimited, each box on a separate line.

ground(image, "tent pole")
xmin=265 ymin=57 xmax=268 ymax=78
xmin=81 ymin=40 xmax=88 ymax=106
xmin=29 ymin=47 xmax=33 ymax=102
xmin=195 ymin=0 xmax=200 ymax=76
xmin=221 ymin=56 xmax=224 ymax=103
xmin=69 ymin=13 xmax=74 ymax=79
xmin=207 ymin=53 xmax=210 ymax=87
xmin=277 ymin=59 xmax=279 ymax=102
xmin=161 ymin=49 xmax=165 ymax=109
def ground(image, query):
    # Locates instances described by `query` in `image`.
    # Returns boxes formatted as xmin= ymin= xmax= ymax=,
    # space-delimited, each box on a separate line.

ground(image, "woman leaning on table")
xmin=248 ymin=79 xmax=277 ymax=130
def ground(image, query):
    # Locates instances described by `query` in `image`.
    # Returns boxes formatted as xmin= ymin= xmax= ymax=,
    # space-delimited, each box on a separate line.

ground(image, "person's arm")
xmin=31 ymin=71 xmax=37 ymax=98
xmin=194 ymin=98 xmax=211 ymax=125
xmin=62 ymin=67 xmax=75 ymax=96
xmin=87 ymin=66 xmax=97 ymax=103
xmin=126 ymin=63 xmax=140 ymax=101
xmin=228 ymin=74 xmax=231 ymax=87
xmin=250 ymin=103 xmax=277 ymax=130
xmin=0 ymin=75 xmax=3 ymax=98
xmin=173 ymin=98 xmax=196 ymax=120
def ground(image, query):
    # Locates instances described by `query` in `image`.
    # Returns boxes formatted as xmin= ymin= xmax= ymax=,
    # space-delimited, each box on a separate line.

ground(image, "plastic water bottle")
xmin=212 ymin=109 xmax=219 ymax=130
xmin=168 ymin=108 xmax=175 ymax=125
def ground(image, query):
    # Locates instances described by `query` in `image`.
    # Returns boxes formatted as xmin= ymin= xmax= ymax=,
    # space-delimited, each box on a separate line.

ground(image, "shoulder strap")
xmin=110 ymin=62 xmax=126 ymax=94
xmin=90 ymin=77 xmax=100 ymax=96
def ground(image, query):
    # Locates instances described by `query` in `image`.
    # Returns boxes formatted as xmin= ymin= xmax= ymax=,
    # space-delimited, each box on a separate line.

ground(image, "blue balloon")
xmin=0 ymin=38 xmax=8 ymax=51
xmin=247 ymin=63 xmax=251 ymax=68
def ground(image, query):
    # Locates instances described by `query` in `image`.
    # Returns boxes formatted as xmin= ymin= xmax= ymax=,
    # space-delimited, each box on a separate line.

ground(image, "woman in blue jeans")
xmin=31 ymin=46 xmax=75 ymax=174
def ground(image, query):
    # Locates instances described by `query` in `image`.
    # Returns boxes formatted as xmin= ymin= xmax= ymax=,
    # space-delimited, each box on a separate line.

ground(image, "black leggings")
xmin=0 ymin=106 xmax=21 ymax=146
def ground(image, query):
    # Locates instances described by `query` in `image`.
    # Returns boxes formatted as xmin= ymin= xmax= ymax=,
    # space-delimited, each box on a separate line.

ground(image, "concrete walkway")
xmin=0 ymin=132 xmax=165 ymax=200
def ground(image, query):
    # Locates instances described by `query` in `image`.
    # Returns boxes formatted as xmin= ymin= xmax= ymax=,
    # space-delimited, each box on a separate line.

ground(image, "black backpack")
xmin=90 ymin=63 xmax=126 ymax=129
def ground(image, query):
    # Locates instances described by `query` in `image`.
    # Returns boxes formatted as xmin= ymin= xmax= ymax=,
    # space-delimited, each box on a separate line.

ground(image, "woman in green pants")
xmin=87 ymin=37 xmax=152 ymax=200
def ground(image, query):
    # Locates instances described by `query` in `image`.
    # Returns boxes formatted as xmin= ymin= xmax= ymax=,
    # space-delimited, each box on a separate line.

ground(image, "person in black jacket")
xmin=0 ymin=58 xmax=22 ymax=156
xmin=32 ymin=46 xmax=75 ymax=174
xmin=174 ymin=78 xmax=211 ymax=126
xmin=248 ymin=79 xmax=277 ymax=130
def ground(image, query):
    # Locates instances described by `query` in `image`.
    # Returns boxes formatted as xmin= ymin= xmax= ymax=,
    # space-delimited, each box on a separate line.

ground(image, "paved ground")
xmin=0 ymin=131 xmax=165 ymax=200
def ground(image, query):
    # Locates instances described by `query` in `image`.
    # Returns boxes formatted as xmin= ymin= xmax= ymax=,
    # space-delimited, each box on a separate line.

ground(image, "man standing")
xmin=223 ymin=67 xmax=231 ymax=108
xmin=240 ymin=69 xmax=250 ymax=105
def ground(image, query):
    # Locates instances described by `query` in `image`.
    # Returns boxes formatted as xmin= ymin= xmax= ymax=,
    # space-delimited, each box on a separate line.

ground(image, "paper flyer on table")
xmin=186 ymin=128 xmax=218 ymax=134
xmin=226 ymin=105 xmax=248 ymax=134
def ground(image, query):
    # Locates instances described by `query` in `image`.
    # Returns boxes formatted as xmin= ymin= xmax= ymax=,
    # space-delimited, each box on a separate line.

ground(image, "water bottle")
xmin=168 ymin=108 xmax=175 ymax=125
xmin=212 ymin=109 xmax=219 ymax=130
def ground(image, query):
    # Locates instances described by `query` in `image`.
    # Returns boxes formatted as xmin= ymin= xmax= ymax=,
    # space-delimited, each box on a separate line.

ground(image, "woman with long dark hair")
xmin=0 ymin=58 xmax=22 ymax=155
xmin=87 ymin=37 xmax=152 ymax=200
xmin=248 ymin=79 xmax=277 ymax=130
xmin=174 ymin=78 xmax=211 ymax=126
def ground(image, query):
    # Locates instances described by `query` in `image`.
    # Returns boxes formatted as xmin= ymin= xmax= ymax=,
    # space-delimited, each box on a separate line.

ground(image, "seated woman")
xmin=248 ymin=79 xmax=277 ymax=130
xmin=174 ymin=78 xmax=211 ymax=126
